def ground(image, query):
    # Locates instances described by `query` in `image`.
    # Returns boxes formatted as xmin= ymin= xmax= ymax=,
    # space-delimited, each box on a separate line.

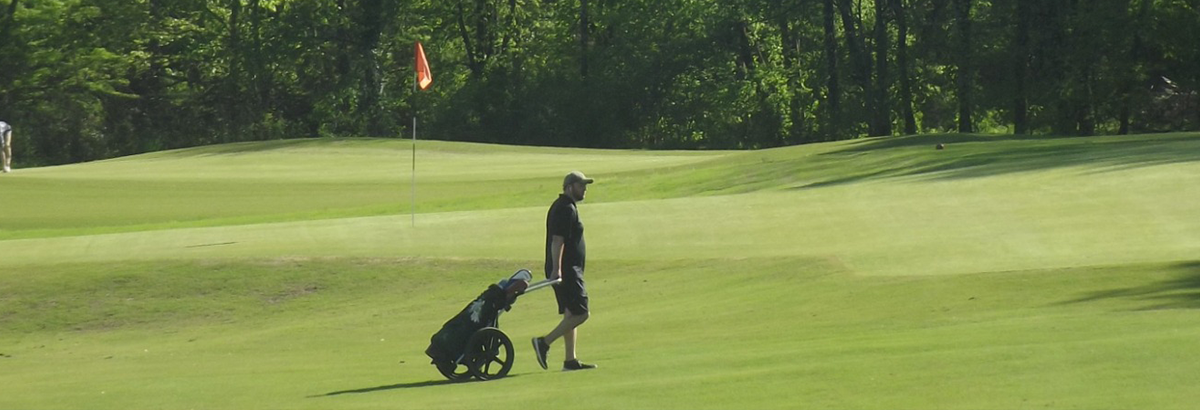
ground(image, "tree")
xmin=893 ymin=0 xmax=917 ymax=134
xmin=580 ymin=0 xmax=590 ymax=78
xmin=872 ymin=0 xmax=892 ymax=136
xmin=823 ymin=0 xmax=842 ymax=137
xmin=953 ymin=0 xmax=973 ymax=133
xmin=2 ymin=0 xmax=1199 ymax=166
xmin=1012 ymin=0 xmax=1030 ymax=134
xmin=836 ymin=0 xmax=875 ymax=136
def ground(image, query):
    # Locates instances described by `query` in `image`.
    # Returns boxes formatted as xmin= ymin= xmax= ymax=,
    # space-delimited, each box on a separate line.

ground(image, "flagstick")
xmin=412 ymin=72 xmax=417 ymax=228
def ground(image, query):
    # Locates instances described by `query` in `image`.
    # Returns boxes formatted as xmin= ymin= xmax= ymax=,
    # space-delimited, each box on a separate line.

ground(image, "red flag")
xmin=415 ymin=42 xmax=433 ymax=90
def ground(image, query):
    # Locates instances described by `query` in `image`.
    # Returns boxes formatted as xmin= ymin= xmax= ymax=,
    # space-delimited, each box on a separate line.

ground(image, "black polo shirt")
xmin=545 ymin=194 xmax=585 ymax=278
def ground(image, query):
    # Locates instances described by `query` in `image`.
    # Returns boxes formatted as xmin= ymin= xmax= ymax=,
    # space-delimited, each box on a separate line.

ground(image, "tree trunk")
xmin=249 ymin=0 xmax=270 ymax=133
xmin=0 ymin=0 xmax=18 ymax=44
xmin=229 ymin=0 xmax=240 ymax=77
xmin=475 ymin=0 xmax=493 ymax=59
xmin=1076 ymin=0 xmax=1096 ymax=136
xmin=734 ymin=20 xmax=756 ymax=80
xmin=779 ymin=15 xmax=798 ymax=70
xmin=2 ymin=0 xmax=15 ymax=21
xmin=779 ymin=14 xmax=805 ymax=143
xmin=1076 ymin=69 xmax=1095 ymax=136
xmin=147 ymin=0 xmax=164 ymax=91
xmin=580 ymin=0 xmax=590 ymax=78
xmin=894 ymin=0 xmax=917 ymax=134
xmin=873 ymin=0 xmax=892 ymax=136
xmin=456 ymin=0 xmax=481 ymax=77
xmin=1119 ymin=0 xmax=1151 ymax=135
xmin=823 ymin=0 xmax=841 ymax=138
xmin=1013 ymin=0 xmax=1030 ymax=134
xmin=228 ymin=0 xmax=242 ymax=142
xmin=357 ymin=0 xmax=385 ymax=136
xmin=837 ymin=0 xmax=875 ymax=135
xmin=501 ymin=0 xmax=517 ymax=54
xmin=137 ymin=0 xmax=168 ymax=149
xmin=335 ymin=0 xmax=350 ymax=80
xmin=953 ymin=0 xmax=973 ymax=133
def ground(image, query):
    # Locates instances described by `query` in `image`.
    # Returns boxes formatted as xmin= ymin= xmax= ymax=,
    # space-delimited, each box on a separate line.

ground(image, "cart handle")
xmin=523 ymin=278 xmax=561 ymax=293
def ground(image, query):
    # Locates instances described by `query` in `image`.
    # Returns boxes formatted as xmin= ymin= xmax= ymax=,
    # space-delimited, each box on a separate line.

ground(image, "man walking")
xmin=532 ymin=171 xmax=597 ymax=371
xmin=0 ymin=121 xmax=11 ymax=173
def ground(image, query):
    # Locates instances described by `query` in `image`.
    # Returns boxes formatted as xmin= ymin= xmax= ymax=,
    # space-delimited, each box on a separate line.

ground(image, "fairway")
xmin=2 ymin=133 xmax=1199 ymax=409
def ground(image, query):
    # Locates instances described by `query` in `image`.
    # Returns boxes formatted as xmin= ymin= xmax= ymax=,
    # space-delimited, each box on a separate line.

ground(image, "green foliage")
xmin=0 ymin=0 xmax=1198 ymax=165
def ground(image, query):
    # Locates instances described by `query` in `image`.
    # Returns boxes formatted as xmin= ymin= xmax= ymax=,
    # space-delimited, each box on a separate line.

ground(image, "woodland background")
xmin=0 ymin=0 xmax=1197 ymax=165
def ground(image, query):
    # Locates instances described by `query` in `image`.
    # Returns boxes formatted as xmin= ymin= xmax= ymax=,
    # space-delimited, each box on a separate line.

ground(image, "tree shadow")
xmin=312 ymin=374 xmax=520 ymax=397
xmin=151 ymin=137 xmax=397 ymax=158
xmin=783 ymin=133 xmax=1200 ymax=190
xmin=1059 ymin=261 xmax=1200 ymax=310
xmin=836 ymin=133 xmax=1061 ymax=152
xmin=837 ymin=132 xmax=1200 ymax=151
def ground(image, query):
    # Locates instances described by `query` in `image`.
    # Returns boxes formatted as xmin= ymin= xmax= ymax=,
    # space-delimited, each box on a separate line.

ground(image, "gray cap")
xmin=563 ymin=171 xmax=595 ymax=187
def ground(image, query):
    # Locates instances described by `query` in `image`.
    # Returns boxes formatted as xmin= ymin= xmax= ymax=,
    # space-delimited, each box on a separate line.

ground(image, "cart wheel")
xmin=436 ymin=360 xmax=472 ymax=382
xmin=465 ymin=327 xmax=514 ymax=380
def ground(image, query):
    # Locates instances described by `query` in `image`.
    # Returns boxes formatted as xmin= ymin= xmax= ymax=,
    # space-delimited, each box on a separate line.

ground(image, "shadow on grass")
xmin=151 ymin=137 xmax=403 ymax=158
xmin=791 ymin=132 xmax=1200 ymax=189
xmin=313 ymin=374 xmax=520 ymax=397
xmin=1060 ymin=261 xmax=1200 ymax=310
xmin=837 ymin=132 xmax=1200 ymax=153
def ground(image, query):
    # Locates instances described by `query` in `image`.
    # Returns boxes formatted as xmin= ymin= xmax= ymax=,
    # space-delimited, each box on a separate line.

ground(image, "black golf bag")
xmin=425 ymin=284 xmax=514 ymax=364
xmin=423 ymin=269 xmax=535 ymax=381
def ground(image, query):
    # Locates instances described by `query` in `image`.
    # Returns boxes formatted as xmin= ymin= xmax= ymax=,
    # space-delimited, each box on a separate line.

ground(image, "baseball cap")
xmin=563 ymin=171 xmax=595 ymax=187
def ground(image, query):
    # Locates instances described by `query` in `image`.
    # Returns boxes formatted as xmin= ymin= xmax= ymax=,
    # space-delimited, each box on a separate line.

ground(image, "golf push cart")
xmin=424 ymin=269 xmax=559 ymax=381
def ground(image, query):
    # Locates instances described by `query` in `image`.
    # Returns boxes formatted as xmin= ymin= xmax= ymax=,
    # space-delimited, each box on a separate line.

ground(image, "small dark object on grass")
xmin=935 ymin=143 xmax=945 ymax=150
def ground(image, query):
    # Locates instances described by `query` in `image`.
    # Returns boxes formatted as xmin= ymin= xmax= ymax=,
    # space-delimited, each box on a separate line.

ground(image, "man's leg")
xmin=535 ymin=277 xmax=592 ymax=370
xmin=563 ymin=326 xmax=578 ymax=362
xmin=534 ymin=309 xmax=587 ymax=370
xmin=558 ymin=309 xmax=595 ymax=370
xmin=545 ymin=309 xmax=588 ymax=346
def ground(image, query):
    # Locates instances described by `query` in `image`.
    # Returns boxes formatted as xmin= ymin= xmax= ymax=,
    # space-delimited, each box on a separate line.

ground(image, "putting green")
xmin=1 ymin=133 xmax=1198 ymax=409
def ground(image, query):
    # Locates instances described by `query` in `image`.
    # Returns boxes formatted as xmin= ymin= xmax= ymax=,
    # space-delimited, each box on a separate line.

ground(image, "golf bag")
xmin=424 ymin=283 xmax=515 ymax=364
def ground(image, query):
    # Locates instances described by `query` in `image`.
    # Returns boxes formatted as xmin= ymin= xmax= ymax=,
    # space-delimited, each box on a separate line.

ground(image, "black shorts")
xmin=552 ymin=266 xmax=588 ymax=315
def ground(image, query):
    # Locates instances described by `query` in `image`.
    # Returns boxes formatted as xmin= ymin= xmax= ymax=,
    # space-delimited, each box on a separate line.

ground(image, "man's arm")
xmin=549 ymin=235 xmax=565 ymax=280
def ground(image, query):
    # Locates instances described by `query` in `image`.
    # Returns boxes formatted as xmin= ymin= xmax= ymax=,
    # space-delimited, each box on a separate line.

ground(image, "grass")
xmin=1 ymin=133 xmax=1199 ymax=409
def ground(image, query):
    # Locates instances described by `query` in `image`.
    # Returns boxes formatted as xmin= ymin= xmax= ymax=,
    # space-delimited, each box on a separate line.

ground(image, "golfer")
xmin=532 ymin=171 xmax=597 ymax=371
xmin=0 ymin=121 xmax=11 ymax=173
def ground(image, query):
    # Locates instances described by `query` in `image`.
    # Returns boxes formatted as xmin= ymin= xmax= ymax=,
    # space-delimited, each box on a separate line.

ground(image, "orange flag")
xmin=415 ymin=41 xmax=433 ymax=90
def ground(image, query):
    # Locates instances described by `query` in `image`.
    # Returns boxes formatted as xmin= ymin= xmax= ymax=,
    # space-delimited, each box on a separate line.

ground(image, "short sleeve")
xmin=548 ymin=202 xmax=575 ymax=238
